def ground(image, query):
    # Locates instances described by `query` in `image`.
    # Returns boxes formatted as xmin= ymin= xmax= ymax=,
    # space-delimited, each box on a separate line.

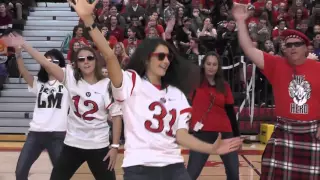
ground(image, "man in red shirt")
xmin=233 ymin=3 xmax=320 ymax=180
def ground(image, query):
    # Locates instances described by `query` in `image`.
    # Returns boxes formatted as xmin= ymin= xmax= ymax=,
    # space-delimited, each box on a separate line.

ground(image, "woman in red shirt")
xmin=187 ymin=51 xmax=240 ymax=180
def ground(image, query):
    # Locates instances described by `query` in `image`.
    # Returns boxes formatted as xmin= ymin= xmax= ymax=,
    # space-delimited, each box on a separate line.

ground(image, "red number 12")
xmin=72 ymin=95 xmax=99 ymax=121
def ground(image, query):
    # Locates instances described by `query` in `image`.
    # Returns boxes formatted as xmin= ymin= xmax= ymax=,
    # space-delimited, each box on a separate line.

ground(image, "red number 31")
xmin=144 ymin=101 xmax=177 ymax=137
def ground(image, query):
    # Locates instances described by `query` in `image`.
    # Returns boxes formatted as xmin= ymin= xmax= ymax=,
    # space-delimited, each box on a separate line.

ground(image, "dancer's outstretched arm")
xmin=1 ymin=34 xmax=64 ymax=82
xmin=68 ymin=0 xmax=123 ymax=88
xmin=14 ymin=47 xmax=34 ymax=87
xmin=176 ymin=129 xmax=243 ymax=155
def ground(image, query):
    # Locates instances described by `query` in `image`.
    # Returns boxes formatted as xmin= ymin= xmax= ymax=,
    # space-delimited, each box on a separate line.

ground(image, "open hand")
xmin=212 ymin=133 xmax=243 ymax=155
xmin=68 ymin=0 xmax=98 ymax=21
xmin=307 ymin=53 xmax=319 ymax=61
xmin=103 ymin=148 xmax=118 ymax=170
xmin=1 ymin=32 xmax=25 ymax=48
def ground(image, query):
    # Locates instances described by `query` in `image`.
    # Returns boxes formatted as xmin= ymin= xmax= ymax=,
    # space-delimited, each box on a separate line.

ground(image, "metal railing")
xmin=218 ymin=55 xmax=276 ymax=135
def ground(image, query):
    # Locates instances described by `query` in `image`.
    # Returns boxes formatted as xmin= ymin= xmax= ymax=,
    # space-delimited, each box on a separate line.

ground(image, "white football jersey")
xmin=28 ymin=76 xmax=68 ymax=132
xmin=63 ymin=65 xmax=122 ymax=149
xmin=112 ymin=70 xmax=192 ymax=167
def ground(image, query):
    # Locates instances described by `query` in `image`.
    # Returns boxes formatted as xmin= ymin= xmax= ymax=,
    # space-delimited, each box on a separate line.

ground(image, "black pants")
xmin=50 ymin=145 xmax=116 ymax=180
xmin=123 ymin=163 xmax=191 ymax=180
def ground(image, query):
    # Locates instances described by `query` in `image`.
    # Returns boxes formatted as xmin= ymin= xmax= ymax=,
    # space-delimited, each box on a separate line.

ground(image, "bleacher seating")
xmin=0 ymin=2 xmax=78 ymax=134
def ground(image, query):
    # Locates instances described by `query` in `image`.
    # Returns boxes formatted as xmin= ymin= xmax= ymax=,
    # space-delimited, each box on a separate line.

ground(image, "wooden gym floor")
xmin=0 ymin=135 xmax=265 ymax=180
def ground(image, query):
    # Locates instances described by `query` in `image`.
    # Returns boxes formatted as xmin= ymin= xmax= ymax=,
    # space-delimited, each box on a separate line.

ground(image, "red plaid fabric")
xmin=261 ymin=117 xmax=320 ymax=180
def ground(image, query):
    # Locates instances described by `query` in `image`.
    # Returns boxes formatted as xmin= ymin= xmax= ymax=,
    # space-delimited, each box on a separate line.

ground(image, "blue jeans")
xmin=123 ymin=163 xmax=191 ymax=180
xmin=187 ymin=131 xmax=239 ymax=180
xmin=15 ymin=131 xmax=65 ymax=180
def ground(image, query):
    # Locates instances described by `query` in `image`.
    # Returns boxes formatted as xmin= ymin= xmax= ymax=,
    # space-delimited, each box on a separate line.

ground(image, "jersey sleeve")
xmin=111 ymin=69 xmax=141 ymax=102
xmin=261 ymin=52 xmax=284 ymax=85
xmin=108 ymin=102 xmax=122 ymax=117
xmin=224 ymin=82 xmax=234 ymax=105
xmin=177 ymin=92 xmax=192 ymax=131
xmin=27 ymin=76 xmax=38 ymax=94
xmin=104 ymin=81 xmax=123 ymax=117
xmin=61 ymin=64 xmax=75 ymax=89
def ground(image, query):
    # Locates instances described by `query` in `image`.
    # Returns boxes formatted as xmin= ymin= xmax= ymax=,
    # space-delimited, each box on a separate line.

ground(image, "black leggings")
xmin=50 ymin=144 xmax=116 ymax=180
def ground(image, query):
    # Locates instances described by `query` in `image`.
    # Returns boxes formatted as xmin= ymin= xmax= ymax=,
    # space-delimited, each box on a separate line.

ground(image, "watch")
xmin=85 ymin=22 xmax=97 ymax=31
xmin=110 ymin=144 xmax=120 ymax=149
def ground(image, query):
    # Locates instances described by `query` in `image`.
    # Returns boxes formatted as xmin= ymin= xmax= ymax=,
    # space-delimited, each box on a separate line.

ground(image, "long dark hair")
xmin=125 ymin=38 xmax=200 ymax=95
xmin=72 ymin=25 xmax=83 ymax=38
xmin=200 ymin=51 xmax=226 ymax=94
xmin=72 ymin=46 xmax=104 ymax=82
xmin=37 ymin=49 xmax=66 ymax=83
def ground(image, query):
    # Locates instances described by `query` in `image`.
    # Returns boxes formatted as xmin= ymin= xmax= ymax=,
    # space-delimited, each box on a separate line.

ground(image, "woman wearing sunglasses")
xmin=67 ymin=0 xmax=243 ymax=180
xmin=1 ymin=33 xmax=122 ymax=180
xmin=13 ymin=47 xmax=68 ymax=180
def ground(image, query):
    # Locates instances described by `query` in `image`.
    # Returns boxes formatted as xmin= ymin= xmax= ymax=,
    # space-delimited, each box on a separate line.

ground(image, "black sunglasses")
xmin=77 ymin=55 xmax=95 ymax=62
xmin=150 ymin=52 xmax=173 ymax=62
xmin=285 ymin=42 xmax=305 ymax=48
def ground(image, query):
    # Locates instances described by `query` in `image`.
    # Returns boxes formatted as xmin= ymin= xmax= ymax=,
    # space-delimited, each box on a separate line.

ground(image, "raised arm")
xmin=1 ymin=33 xmax=64 ymax=82
xmin=14 ymin=47 xmax=34 ymax=87
xmin=232 ymin=3 xmax=264 ymax=69
xmin=68 ymin=0 xmax=123 ymax=88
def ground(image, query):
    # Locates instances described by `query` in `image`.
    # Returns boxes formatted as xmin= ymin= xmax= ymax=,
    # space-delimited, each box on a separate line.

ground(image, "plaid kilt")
xmin=261 ymin=117 xmax=320 ymax=180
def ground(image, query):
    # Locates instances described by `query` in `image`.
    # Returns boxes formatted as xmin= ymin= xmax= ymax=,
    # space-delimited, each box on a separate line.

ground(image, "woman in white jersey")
xmin=2 ymin=34 xmax=122 ymax=180
xmin=67 ymin=0 xmax=243 ymax=180
xmin=14 ymin=48 xmax=68 ymax=180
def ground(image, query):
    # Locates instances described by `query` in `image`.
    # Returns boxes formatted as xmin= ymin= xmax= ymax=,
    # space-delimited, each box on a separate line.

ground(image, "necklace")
xmin=47 ymin=80 xmax=57 ymax=86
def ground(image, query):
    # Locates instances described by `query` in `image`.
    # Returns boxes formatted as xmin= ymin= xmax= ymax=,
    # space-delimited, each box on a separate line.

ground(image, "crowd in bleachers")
xmin=0 ymin=0 xmax=320 ymax=107
xmin=62 ymin=0 xmax=319 ymax=108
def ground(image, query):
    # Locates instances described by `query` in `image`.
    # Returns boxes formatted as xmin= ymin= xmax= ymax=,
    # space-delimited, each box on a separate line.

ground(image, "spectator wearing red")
xmin=288 ymin=7 xmax=308 ymax=29
xmin=272 ymin=2 xmax=290 ymax=23
xmin=0 ymin=3 xmax=12 ymax=35
xmin=113 ymin=42 xmax=129 ymax=68
xmin=187 ymin=51 xmax=240 ymax=180
xmin=198 ymin=0 xmax=214 ymax=10
xmin=288 ymin=0 xmax=308 ymax=19
xmin=253 ymin=0 xmax=266 ymax=15
xmin=108 ymin=5 xmax=126 ymax=28
xmin=271 ymin=0 xmax=287 ymax=11
xmin=67 ymin=25 xmax=89 ymax=60
xmin=100 ymin=25 xmax=118 ymax=49
xmin=109 ymin=15 xmax=124 ymax=42
xmin=145 ymin=16 xmax=165 ymax=40
xmin=264 ymin=0 xmax=275 ymax=25
xmin=246 ymin=5 xmax=259 ymax=26
xmin=123 ymin=26 xmax=142 ymax=57
xmin=272 ymin=19 xmax=286 ymax=42
xmin=96 ymin=0 xmax=110 ymax=17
